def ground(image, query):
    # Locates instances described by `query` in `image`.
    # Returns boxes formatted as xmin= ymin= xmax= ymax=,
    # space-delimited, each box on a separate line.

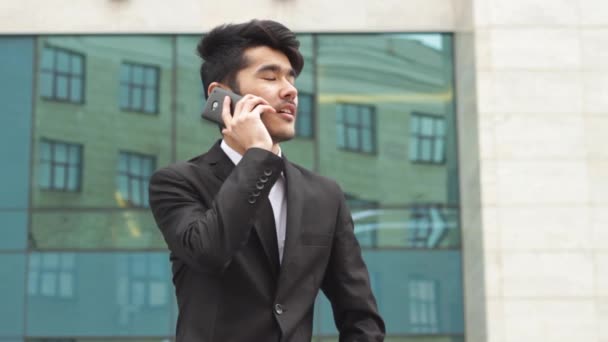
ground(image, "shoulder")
xmin=288 ymin=161 xmax=344 ymax=197
xmin=150 ymin=152 xmax=211 ymax=183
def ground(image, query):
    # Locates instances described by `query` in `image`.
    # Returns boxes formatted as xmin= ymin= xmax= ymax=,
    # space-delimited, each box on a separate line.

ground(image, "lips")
xmin=277 ymin=104 xmax=296 ymax=117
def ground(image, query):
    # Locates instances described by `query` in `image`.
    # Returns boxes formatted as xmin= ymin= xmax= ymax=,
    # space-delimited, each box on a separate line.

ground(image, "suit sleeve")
xmin=148 ymin=148 xmax=283 ymax=273
xmin=321 ymin=189 xmax=386 ymax=341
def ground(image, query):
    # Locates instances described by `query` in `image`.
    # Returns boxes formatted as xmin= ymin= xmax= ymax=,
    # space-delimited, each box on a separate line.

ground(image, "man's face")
xmin=233 ymin=46 xmax=298 ymax=143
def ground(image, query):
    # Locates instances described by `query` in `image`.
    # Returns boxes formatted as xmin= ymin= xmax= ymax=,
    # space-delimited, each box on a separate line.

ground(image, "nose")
xmin=280 ymin=80 xmax=298 ymax=101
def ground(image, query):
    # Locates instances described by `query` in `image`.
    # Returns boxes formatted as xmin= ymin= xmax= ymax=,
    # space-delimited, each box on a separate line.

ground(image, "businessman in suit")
xmin=148 ymin=19 xmax=385 ymax=341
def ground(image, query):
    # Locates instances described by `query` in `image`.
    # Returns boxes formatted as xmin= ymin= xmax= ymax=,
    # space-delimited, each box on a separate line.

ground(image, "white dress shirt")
xmin=220 ymin=140 xmax=287 ymax=263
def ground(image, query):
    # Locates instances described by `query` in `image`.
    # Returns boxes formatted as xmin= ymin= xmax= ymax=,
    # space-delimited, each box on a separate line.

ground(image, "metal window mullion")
xmin=127 ymin=65 xmax=133 ymax=110
xmin=51 ymin=49 xmax=58 ymax=99
xmin=67 ymin=56 xmax=73 ymax=102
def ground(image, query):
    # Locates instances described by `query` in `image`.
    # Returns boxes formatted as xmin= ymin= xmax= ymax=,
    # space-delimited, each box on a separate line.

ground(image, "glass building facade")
xmin=0 ymin=33 xmax=462 ymax=341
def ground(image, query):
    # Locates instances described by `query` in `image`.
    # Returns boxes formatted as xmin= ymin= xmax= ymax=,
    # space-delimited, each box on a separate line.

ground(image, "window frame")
xmin=119 ymin=61 xmax=161 ymax=115
xmin=40 ymin=45 xmax=86 ymax=104
xmin=409 ymin=111 xmax=446 ymax=165
xmin=336 ymin=102 xmax=377 ymax=155
xmin=38 ymin=138 xmax=83 ymax=193
xmin=116 ymin=151 xmax=156 ymax=208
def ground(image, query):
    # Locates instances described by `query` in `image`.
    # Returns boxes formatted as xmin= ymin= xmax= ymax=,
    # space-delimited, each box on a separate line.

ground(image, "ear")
xmin=207 ymin=82 xmax=222 ymax=97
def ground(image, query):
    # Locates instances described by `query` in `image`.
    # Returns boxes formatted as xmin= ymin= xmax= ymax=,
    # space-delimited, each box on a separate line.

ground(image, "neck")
xmin=223 ymin=136 xmax=280 ymax=156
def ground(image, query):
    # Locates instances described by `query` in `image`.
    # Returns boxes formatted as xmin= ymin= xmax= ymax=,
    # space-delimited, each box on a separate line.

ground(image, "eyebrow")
xmin=255 ymin=64 xmax=296 ymax=78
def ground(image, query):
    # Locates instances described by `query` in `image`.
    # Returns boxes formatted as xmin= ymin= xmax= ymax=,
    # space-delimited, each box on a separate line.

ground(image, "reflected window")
xmin=39 ymin=139 xmax=83 ymax=192
xmin=28 ymin=253 xmax=76 ymax=299
xmin=296 ymin=93 xmax=315 ymax=138
xmin=40 ymin=46 xmax=85 ymax=104
xmin=409 ymin=112 xmax=445 ymax=164
xmin=408 ymin=277 xmax=439 ymax=333
xmin=336 ymin=103 xmax=376 ymax=154
xmin=117 ymin=152 xmax=156 ymax=208
xmin=120 ymin=62 xmax=159 ymax=114
xmin=347 ymin=194 xmax=378 ymax=248
xmin=408 ymin=204 xmax=459 ymax=248
xmin=118 ymin=254 xmax=168 ymax=308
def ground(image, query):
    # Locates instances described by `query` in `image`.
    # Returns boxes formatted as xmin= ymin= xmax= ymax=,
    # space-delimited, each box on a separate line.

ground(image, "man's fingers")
xmin=253 ymin=105 xmax=277 ymax=117
xmin=240 ymin=96 xmax=270 ymax=114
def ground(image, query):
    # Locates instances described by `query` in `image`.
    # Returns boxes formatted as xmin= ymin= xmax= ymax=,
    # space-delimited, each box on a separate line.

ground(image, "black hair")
xmin=197 ymin=19 xmax=304 ymax=98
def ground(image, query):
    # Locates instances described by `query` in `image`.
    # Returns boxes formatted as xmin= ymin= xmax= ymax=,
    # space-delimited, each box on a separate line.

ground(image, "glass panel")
xmin=129 ymin=155 xmax=142 ymax=175
xmin=130 ymin=178 xmax=142 ymax=206
xmin=69 ymin=145 xmax=81 ymax=164
xmin=346 ymin=127 xmax=358 ymax=149
xmin=67 ymin=166 xmax=80 ymax=191
xmin=132 ymin=65 xmax=144 ymax=84
xmin=132 ymin=87 xmax=142 ymax=109
xmin=53 ymin=165 xmax=66 ymax=189
xmin=420 ymin=139 xmax=432 ymax=161
xmin=144 ymin=88 xmax=156 ymax=113
xmin=0 ymin=254 xmax=26 ymax=336
xmin=56 ymin=75 xmax=69 ymax=99
xmin=434 ymin=138 xmax=444 ymax=163
xmin=70 ymin=77 xmax=82 ymax=102
xmin=54 ymin=143 xmax=67 ymax=163
xmin=316 ymin=33 xmax=460 ymax=338
xmin=315 ymin=250 xmax=464 ymax=336
xmin=71 ymin=55 xmax=83 ymax=75
xmin=38 ymin=161 xmax=51 ymax=188
xmin=41 ymin=47 xmax=54 ymax=70
xmin=56 ymin=50 xmax=69 ymax=73
xmin=421 ymin=116 xmax=433 ymax=135
xmin=145 ymin=67 xmax=157 ymax=86
xmin=27 ymin=252 xmax=172 ymax=336
xmin=361 ymin=129 xmax=373 ymax=153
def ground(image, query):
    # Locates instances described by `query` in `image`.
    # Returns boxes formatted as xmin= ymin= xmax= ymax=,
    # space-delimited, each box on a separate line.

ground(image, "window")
xmin=407 ymin=204 xmax=459 ymax=248
xmin=40 ymin=46 xmax=85 ymax=103
xmin=336 ymin=103 xmax=376 ymax=154
xmin=28 ymin=253 xmax=76 ymax=299
xmin=39 ymin=139 xmax=83 ymax=192
xmin=296 ymin=93 xmax=315 ymax=138
xmin=119 ymin=62 xmax=160 ymax=114
xmin=408 ymin=277 xmax=440 ymax=333
xmin=409 ymin=112 xmax=446 ymax=164
xmin=118 ymin=254 xmax=168 ymax=308
xmin=347 ymin=194 xmax=379 ymax=248
xmin=116 ymin=151 xmax=156 ymax=208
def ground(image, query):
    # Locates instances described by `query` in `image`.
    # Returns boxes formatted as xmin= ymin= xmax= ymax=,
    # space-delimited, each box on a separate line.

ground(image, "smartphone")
xmin=201 ymin=88 xmax=242 ymax=127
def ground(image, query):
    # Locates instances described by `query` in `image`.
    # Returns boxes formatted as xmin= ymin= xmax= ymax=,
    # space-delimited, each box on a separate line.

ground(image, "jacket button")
xmin=259 ymin=175 xmax=269 ymax=183
xmin=264 ymin=169 xmax=273 ymax=176
xmin=274 ymin=303 xmax=284 ymax=315
xmin=256 ymin=181 xmax=264 ymax=190
xmin=248 ymin=196 xmax=256 ymax=204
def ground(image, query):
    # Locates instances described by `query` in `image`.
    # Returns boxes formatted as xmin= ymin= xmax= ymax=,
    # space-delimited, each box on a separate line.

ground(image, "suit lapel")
xmin=199 ymin=140 xmax=282 ymax=278
xmin=278 ymin=158 xmax=305 ymax=281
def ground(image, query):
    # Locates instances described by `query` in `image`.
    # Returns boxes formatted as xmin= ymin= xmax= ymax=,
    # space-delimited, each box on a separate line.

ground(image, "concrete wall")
xmin=472 ymin=0 xmax=608 ymax=341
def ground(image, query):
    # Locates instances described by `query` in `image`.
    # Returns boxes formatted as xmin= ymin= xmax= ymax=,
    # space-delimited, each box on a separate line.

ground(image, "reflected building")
xmin=2 ymin=34 xmax=464 ymax=341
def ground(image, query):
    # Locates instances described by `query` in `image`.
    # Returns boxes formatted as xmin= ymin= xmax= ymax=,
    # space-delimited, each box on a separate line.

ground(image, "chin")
xmin=271 ymin=130 xmax=295 ymax=143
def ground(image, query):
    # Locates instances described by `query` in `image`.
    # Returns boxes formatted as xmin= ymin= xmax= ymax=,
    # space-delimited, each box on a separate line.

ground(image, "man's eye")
xmin=262 ymin=77 xmax=276 ymax=81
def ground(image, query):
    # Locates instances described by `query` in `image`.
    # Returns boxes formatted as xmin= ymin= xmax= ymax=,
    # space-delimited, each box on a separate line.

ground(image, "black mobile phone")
xmin=201 ymin=88 xmax=242 ymax=127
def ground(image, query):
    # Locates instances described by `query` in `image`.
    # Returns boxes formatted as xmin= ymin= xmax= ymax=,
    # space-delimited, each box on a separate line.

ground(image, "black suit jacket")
xmin=149 ymin=141 xmax=385 ymax=341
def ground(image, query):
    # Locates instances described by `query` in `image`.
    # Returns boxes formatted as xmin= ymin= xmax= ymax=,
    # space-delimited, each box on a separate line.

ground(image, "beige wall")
xmin=472 ymin=0 xmax=608 ymax=341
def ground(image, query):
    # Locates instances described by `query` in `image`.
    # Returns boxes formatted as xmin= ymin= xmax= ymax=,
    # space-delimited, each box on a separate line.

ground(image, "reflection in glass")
xmin=27 ymin=252 xmax=171 ymax=337
xmin=1 ymin=33 xmax=462 ymax=340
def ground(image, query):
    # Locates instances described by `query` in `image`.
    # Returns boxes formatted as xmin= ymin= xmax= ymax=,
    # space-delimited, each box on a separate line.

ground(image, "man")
xmin=149 ymin=19 xmax=385 ymax=341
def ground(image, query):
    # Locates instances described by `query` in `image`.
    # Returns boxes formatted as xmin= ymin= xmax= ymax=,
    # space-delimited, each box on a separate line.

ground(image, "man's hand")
xmin=221 ymin=95 xmax=275 ymax=152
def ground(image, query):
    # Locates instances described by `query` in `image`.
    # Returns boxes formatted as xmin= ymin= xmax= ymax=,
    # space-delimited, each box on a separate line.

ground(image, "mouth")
xmin=277 ymin=104 xmax=296 ymax=116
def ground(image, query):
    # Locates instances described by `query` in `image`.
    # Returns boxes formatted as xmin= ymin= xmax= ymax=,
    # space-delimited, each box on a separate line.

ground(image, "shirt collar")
xmin=220 ymin=139 xmax=281 ymax=166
